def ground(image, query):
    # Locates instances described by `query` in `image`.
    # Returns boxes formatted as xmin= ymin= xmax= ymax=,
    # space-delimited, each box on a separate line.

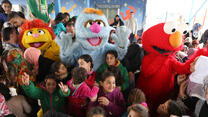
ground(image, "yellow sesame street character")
xmin=19 ymin=19 xmax=60 ymax=61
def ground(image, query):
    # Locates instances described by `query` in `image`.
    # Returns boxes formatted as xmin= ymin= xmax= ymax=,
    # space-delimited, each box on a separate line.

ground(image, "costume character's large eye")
xmin=27 ymin=31 xmax=33 ymax=36
xmin=163 ymin=21 xmax=177 ymax=34
xmin=38 ymin=29 xmax=45 ymax=35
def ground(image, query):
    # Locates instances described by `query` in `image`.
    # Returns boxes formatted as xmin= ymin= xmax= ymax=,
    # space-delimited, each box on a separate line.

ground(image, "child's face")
xmin=45 ymin=79 xmax=57 ymax=94
xmin=2 ymin=3 xmax=11 ymax=13
xmin=100 ymin=76 xmax=116 ymax=93
xmin=56 ymin=64 xmax=67 ymax=76
xmin=106 ymin=54 xmax=117 ymax=66
xmin=10 ymin=30 xmax=18 ymax=42
xmin=128 ymin=110 xmax=140 ymax=117
xmin=66 ymin=25 xmax=75 ymax=34
xmin=9 ymin=17 xmax=24 ymax=27
xmin=92 ymin=114 xmax=104 ymax=117
xmin=78 ymin=59 xmax=91 ymax=73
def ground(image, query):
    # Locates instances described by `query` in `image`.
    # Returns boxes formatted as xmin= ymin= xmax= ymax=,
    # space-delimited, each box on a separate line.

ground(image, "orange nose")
xmin=169 ymin=31 xmax=182 ymax=48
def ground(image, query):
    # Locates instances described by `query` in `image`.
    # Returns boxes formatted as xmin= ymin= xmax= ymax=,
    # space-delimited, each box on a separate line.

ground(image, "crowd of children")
xmin=0 ymin=0 xmax=208 ymax=117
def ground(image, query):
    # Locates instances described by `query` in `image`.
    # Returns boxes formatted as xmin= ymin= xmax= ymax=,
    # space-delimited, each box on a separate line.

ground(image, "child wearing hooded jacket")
xmin=67 ymin=67 xmax=99 ymax=117
xmin=21 ymin=73 xmax=70 ymax=114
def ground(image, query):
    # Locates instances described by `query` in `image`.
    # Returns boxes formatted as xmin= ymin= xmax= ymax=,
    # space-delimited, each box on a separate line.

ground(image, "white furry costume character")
xmin=56 ymin=8 xmax=130 ymax=70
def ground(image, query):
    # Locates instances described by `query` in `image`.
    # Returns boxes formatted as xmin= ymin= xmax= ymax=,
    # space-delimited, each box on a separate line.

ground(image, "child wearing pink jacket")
xmin=67 ymin=67 xmax=99 ymax=117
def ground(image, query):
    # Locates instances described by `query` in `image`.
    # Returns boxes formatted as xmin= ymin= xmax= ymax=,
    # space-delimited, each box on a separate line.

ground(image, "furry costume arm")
xmin=172 ymin=48 xmax=208 ymax=74
xmin=110 ymin=26 xmax=130 ymax=59
xmin=55 ymin=32 xmax=79 ymax=65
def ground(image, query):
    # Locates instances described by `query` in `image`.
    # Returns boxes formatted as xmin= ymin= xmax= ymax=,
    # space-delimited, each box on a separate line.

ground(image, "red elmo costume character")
xmin=136 ymin=22 xmax=208 ymax=115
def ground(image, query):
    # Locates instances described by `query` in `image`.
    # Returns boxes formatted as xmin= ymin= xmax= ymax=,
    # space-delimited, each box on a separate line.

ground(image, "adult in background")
xmin=110 ymin=15 xmax=124 ymax=29
xmin=126 ymin=11 xmax=137 ymax=43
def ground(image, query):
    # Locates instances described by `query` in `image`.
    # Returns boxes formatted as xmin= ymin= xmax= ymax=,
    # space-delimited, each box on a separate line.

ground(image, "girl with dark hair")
xmin=78 ymin=54 xmax=97 ymax=88
xmin=50 ymin=61 xmax=70 ymax=84
xmin=52 ymin=13 xmax=66 ymax=36
xmin=88 ymin=71 xmax=125 ymax=117
xmin=67 ymin=67 xmax=99 ymax=117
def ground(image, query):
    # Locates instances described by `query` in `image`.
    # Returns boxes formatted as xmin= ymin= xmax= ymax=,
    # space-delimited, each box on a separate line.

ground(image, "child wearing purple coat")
xmin=88 ymin=71 xmax=125 ymax=117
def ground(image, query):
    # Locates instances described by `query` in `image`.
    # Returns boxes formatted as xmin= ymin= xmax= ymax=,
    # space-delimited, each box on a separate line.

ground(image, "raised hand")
xmin=111 ymin=26 xmax=131 ymax=48
xmin=98 ymin=97 xmax=110 ymax=106
xmin=58 ymin=82 xmax=68 ymax=94
xmin=22 ymin=72 xmax=30 ymax=86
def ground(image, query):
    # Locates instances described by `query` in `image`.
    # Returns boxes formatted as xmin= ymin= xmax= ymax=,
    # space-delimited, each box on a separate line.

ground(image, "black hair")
xmin=107 ymin=65 xmax=123 ymax=86
xmin=168 ymin=100 xmax=186 ymax=116
xmin=17 ymin=11 xmax=25 ymax=19
xmin=72 ymin=67 xmax=87 ymax=85
xmin=50 ymin=61 xmax=63 ymax=74
xmin=63 ymin=12 xmax=70 ymax=18
xmin=100 ymin=71 xmax=115 ymax=82
xmin=78 ymin=54 xmax=93 ymax=69
xmin=54 ymin=13 xmax=65 ymax=24
xmin=87 ymin=106 xmax=106 ymax=117
xmin=0 ymin=83 xmax=11 ymax=101
xmin=65 ymin=21 xmax=74 ymax=27
xmin=1 ymin=0 xmax=12 ymax=7
xmin=44 ymin=74 xmax=58 ymax=83
xmin=106 ymin=50 xmax=118 ymax=58
xmin=7 ymin=11 xmax=25 ymax=21
xmin=70 ymin=16 xmax=77 ymax=23
xmin=2 ymin=26 xmax=16 ymax=41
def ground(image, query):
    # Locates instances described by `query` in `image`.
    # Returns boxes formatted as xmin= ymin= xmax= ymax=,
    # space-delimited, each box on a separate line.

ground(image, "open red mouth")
xmin=87 ymin=37 xmax=102 ymax=46
xmin=29 ymin=42 xmax=45 ymax=48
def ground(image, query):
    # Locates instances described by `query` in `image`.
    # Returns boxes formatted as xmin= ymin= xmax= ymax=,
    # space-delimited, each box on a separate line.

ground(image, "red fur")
xmin=19 ymin=19 xmax=56 ymax=49
xmin=136 ymin=23 xmax=208 ymax=114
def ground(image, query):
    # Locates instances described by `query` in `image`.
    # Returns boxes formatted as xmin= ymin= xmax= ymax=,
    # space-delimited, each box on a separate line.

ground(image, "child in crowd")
xmin=0 ymin=0 xmax=12 ymax=31
xmin=88 ymin=71 xmax=125 ymax=117
xmin=96 ymin=50 xmax=130 ymax=92
xmin=50 ymin=61 xmax=70 ymax=84
xmin=122 ymin=88 xmax=147 ymax=117
xmin=127 ymin=104 xmax=149 ymax=117
xmin=67 ymin=67 xmax=99 ymax=117
xmin=65 ymin=21 xmax=75 ymax=41
xmin=78 ymin=54 xmax=97 ymax=88
xmin=22 ymin=73 xmax=70 ymax=114
xmin=180 ymin=76 xmax=208 ymax=117
xmin=87 ymin=106 xmax=106 ymax=117
xmin=52 ymin=13 xmax=66 ymax=36
xmin=107 ymin=65 xmax=123 ymax=91
xmin=2 ymin=26 xmax=19 ymax=51
xmin=156 ymin=99 xmax=186 ymax=117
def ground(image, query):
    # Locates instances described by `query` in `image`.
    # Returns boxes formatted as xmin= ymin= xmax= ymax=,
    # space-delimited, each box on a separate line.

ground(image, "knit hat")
xmin=24 ymin=47 xmax=41 ymax=67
